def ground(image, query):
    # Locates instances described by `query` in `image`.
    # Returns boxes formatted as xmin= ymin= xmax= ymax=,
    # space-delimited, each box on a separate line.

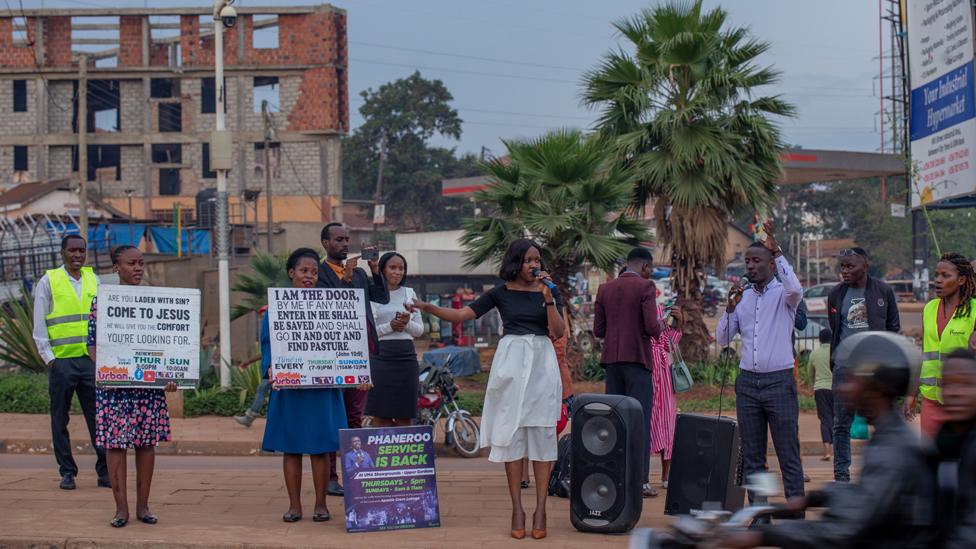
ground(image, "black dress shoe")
xmin=137 ymin=514 xmax=158 ymax=525
xmin=327 ymin=480 xmax=343 ymax=496
xmin=97 ymin=477 xmax=112 ymax=488
xmin=59 ymin=474 xmax=76 ymax=490
xmin=110 ymin=517 xmax=128 ymax=528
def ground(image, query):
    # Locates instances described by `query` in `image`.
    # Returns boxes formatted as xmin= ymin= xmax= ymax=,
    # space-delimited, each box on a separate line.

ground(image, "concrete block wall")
xmin=120 ymin=80 xmax=145 ymax=134
xmin=49 ymin=146 xmax=73 ymax=179
xmin=242 ymin=75 xmax=300 ymax=132
xmin=0 ymin=79 xmax=38 ymax=136
xmin=47 ymin=81 xmax=74 ymax=134
xmin=118 ymin=145 xmax=143 ymax=197
xmin=0 ymin=145 xmax=38 ymax=183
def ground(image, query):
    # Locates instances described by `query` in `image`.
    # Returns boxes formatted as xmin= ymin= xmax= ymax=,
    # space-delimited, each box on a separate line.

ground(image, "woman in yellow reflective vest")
xmin=909 ymin=252 xmax=976 ymax=439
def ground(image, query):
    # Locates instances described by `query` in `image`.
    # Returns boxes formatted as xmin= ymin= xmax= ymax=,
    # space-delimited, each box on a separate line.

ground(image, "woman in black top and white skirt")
xmin=410 ymin=239 xmax=564 ymax=540
xmin=366 ymin=252 xmax=424 ymax=426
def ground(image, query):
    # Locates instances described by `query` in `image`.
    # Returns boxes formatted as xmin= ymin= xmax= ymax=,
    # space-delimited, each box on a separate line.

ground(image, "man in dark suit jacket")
xmin=318 ymin=222 xmax=389 ymax=495
xmin=593 ymin=247 xmax=662 ymax=497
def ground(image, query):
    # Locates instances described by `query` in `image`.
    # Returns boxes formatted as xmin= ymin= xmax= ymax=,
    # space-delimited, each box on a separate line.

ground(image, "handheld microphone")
xmin=531 ymin=269 xmax=557 ymax=290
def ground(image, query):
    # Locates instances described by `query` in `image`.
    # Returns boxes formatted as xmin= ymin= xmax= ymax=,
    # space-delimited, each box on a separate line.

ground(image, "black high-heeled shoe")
xmin=137 ymin=514 xmax=158 ymax=525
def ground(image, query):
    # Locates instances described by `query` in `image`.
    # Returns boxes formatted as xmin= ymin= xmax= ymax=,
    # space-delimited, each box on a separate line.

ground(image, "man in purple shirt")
xmin=716 ymin=221 xmax=805 ymax=504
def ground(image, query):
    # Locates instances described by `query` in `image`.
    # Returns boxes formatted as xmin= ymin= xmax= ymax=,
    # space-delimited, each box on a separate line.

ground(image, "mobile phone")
xmin=361 ymin=247 xmax=379 ymax=261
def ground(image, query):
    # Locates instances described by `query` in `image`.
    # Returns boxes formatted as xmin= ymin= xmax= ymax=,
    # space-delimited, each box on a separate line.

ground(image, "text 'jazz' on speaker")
xmin=570 ymin=393 xmax=643 ymax=534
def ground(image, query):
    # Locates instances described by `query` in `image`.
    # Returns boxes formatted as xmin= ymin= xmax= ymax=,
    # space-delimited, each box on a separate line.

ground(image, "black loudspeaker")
xmin=664 ymin=413 xmax=744 ymax=515
xmin=570 ymin=393 xmax=644 ymax=534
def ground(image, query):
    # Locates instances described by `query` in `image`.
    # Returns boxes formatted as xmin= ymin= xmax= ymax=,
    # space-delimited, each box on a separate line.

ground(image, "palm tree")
xmin=582 ymin=0 xmax=795 ymax=360
xmin=231 ymin=252 xmax=290 ymax=320
xmin=461 ymin=128 xmax=650 ymax=309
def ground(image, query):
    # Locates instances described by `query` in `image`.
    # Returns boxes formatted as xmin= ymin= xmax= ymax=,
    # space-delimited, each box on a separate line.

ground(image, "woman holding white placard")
xmin=261 ymin=247 xmax=348 ymax=523
xmin=87 ymin=245 xmax=176 ymax=528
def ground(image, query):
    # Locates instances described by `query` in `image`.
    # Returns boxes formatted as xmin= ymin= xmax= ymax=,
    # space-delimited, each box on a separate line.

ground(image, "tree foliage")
xmin=0 ymin=291 xmax=46 ymax=372
xmin=582 ymin=0 xmax=794 ymax=360
xmin=342 ymin=72 xmax=483 ymax=231
xmin=231 ymin=252 xmax=289 ymax=321
xmin=460 ymin=129 xmax=650 ymax=297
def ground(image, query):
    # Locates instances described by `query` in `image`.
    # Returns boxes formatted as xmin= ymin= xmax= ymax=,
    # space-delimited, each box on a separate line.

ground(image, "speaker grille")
xmin=580 ymin=472 xmax=617 ymax=512
xmin=580 ymin=415 xmax=617 ymax=456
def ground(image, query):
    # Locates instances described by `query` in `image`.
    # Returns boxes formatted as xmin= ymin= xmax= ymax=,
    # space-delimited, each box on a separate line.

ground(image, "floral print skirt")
xmin=95 ymin=388 xmax=172 ymax=449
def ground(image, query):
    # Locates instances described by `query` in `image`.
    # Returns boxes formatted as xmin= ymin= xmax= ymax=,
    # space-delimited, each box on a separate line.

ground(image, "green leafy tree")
xmin=231 ymin=253 xmax=289 ymax=321
xmin=461 ymin=129 xmax=650 ymax=299
xmin=343 ymin=72 xmax=482 ymax=231
xmin=582 ymin=0 xmax=795 ymax=360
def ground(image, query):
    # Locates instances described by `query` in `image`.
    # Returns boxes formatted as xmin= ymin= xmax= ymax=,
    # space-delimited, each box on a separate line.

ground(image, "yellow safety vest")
xmin=45 ymin=267 xmax=98 ymax=359
xmin=921 ymin=297 xmax=976 ymax=403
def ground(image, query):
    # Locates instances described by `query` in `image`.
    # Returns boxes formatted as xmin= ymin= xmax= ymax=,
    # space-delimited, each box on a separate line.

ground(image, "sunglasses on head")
xmin=839 ymin=248 xmax=867 ymax=258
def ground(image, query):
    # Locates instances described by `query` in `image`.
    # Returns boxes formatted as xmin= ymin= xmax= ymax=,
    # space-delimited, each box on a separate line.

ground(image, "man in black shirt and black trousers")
xmin=317 ymin=223 xmax=389 ymax=495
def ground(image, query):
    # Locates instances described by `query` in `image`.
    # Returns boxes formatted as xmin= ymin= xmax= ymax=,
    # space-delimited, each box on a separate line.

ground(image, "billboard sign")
xmin=908 ymin=0 xmax=976 ymax=207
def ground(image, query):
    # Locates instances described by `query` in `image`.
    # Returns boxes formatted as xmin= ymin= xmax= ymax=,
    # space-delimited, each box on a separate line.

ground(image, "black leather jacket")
xmin=761 ymin=411 xmax=937 ymax=549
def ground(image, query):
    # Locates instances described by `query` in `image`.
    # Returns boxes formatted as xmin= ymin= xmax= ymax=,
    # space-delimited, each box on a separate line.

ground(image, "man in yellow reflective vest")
xmin=32 ymin=234 xmax=107 ymax=490
xmin=910 ymin=253 xmax=976 ymax=439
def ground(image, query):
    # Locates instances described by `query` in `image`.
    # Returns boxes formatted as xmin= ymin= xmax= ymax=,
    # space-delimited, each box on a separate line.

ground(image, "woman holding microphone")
xmin=261 ymin=248 xmax=347 ymax=523
xmin=87 ymin=245 xmax=175 ymax=528
xmin=366 ymin=252 xmax=424 ymax=426
xmin=409 ymin=238 xmax=564 ymax=540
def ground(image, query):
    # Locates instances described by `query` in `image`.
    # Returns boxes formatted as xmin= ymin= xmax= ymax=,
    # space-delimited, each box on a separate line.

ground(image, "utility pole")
xmin=372 ymin=132 xmax=387 ymax=242
xmin=214 ymin=3 xmax=232 ymax=389
xmin=261 ymin=100 xmax=274 ymax=254
xmin=77 ymin=54 xmax=89 ymax=239
xmin=125 ymin=189 xmax=134 ymax=245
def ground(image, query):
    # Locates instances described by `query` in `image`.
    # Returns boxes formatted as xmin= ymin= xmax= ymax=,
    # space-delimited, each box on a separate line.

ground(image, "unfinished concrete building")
xmin=0 ymin=5 xmax=347 ymax=225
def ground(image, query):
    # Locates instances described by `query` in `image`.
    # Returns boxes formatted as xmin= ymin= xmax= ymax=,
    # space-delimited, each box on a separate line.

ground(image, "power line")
xmin=4 ymin=0 xmax=75 ymax=113
xmin=345 ymin=0 xmax=611 ymax=41
xmin=351 ymin=57 xmax=579 ymax=84
xmin=350 ymin=40 xmax=583 ymax=72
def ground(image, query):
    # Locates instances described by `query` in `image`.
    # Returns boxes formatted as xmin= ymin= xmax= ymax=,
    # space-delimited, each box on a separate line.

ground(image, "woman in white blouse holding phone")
xmin=366 ymin=252 xmax=425 ymax=427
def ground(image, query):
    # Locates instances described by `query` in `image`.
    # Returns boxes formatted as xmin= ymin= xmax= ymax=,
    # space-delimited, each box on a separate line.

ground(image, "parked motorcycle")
xmin=702 ymin=289 xmax=720 ymax=318
xmin=417 ymin=358 xmax=481 ymax=458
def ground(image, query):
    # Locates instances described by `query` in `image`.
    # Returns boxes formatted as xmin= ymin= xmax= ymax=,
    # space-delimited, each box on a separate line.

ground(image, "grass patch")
xmin=0 ymin=371 xmax=82 ymax=414
xmin=456 ymin=389 xmax=485 ymax=416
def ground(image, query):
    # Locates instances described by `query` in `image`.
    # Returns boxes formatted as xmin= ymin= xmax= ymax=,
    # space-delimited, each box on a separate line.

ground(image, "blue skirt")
xmin=262 ymin=387 xmax=347 ymax=455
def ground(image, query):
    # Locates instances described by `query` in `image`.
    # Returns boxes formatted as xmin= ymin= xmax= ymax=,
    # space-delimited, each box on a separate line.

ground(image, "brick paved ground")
xmin=0 ymin=453 xmax=837 ymax=549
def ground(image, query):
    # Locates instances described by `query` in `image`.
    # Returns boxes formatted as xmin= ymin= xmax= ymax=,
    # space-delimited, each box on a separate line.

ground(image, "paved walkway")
xmin=0 ymin=411 xmax=862 ymax=457
xmin=0 ymin=453 xmax=838 ymax=549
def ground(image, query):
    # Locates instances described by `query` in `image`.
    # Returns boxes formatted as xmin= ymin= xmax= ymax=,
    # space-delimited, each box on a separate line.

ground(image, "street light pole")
xmin=214 ymin=1 xmax=232 ymax=389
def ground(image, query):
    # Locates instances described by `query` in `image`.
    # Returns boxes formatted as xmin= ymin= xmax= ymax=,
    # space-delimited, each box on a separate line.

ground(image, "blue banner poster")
xmin=339 ymin=426 xmax=441 ymax=533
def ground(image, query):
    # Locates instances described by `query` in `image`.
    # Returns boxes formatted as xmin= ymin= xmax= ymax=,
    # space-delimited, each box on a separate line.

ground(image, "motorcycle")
xmin=702 ymin=291 xmax=720 ymax=318
xmin=628 ymin=505 xmax=781 ymax=549
xmin=629 ymin=473 xmax=789 ymax=549
xmin=416 ymin=357 xmax=481 ymax=458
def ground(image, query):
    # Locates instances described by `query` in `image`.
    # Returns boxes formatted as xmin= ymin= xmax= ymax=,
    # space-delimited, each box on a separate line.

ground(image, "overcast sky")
xmin=19 ymin=0 xmax=887 ymax=156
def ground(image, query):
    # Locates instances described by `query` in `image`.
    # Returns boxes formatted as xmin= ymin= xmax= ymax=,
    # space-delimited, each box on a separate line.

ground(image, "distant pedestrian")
xmin=88 ymin=246 xmax=175 ymax=528
xmin=261 ymin=248 xmax=347 ymax=523
xmin=808 ymin=328 xmax=833 ymax=461
xmin=594 ymin=246 xmax=662 ymax=498
xmin=826 ymin=246 xmax=900 ymax=481
xmin=32 ymin=234 xmax=108 ymax=490
xmin=716 ymin=221 xmax=805 ymax=504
